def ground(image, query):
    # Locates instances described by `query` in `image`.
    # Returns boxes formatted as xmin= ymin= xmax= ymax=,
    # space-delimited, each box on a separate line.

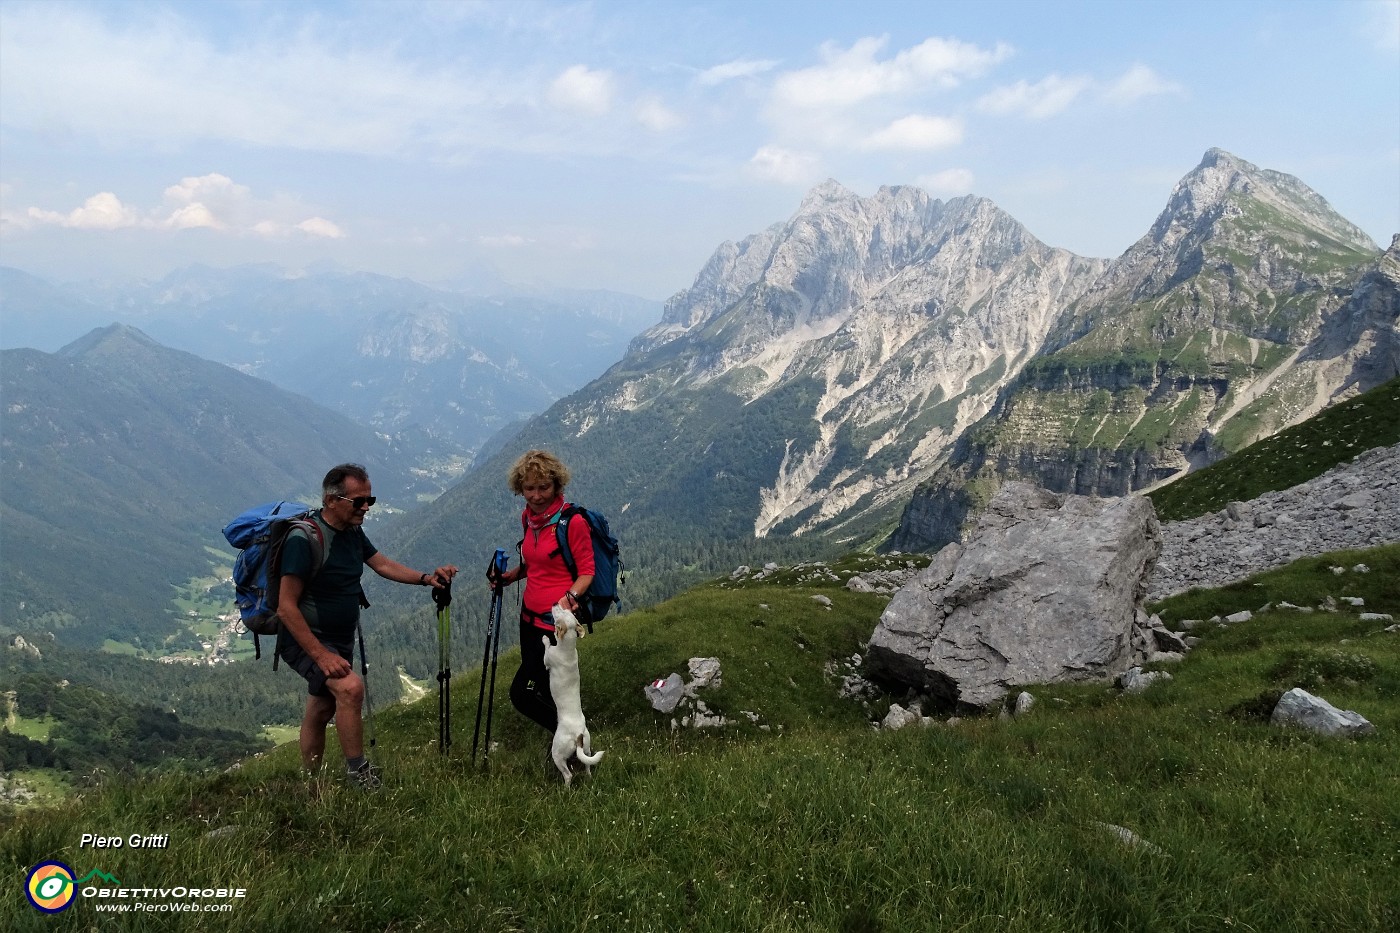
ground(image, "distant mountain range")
xmin=0 ymin=263 xmax=661 ymax=462
xmin=2 ymin=147 xmax=1395 ymax=665
xmin=384 ymin=149 xmax=1396 ymax=612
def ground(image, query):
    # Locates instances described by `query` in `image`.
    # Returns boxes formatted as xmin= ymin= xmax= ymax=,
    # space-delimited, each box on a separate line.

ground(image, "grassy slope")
xmin=1148 ymin=376 xmax=1400 ymax=521
xmin=2 ymin=548 xmax=1396 ymax=932
xmin=6 ymin=396 xmax=1398 ymax=930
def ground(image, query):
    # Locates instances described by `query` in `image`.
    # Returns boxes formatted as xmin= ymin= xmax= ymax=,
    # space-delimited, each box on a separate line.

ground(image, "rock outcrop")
xmin=866 ymin=482 xmax=1162 ymax=709
xmin=1272 ymin=688 xmax=1375 ymax=737
xmin=1148 ymin=444 xmax=1400 ymax=600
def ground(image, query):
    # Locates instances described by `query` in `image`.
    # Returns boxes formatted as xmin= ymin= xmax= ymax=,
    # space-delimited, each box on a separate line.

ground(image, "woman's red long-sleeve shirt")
xmin=519 ymin=499 xmax=595 ymax=629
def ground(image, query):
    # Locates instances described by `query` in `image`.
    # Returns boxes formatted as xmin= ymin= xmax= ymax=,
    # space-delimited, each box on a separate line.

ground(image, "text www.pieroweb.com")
xmin=91 ymin=901 xmax=236 ymax=913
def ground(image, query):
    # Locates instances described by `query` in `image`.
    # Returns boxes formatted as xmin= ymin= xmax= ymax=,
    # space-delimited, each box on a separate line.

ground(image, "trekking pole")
xmin=435 ymin=580 xmax=453 ymax=755
xmin=472 ymin=549 xmax=509 ymax=765
xmin=357 ymin=622 xmax=376 ymax=750
xmin=481 ymin=552 xmax=508 ymax=765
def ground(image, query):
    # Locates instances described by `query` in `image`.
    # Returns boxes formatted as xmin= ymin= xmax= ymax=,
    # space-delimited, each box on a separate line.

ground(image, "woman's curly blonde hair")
xmin=507 ymin=449 xmax=571 ymax=495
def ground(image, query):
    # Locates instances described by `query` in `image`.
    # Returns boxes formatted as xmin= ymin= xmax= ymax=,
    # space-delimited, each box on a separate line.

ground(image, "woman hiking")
xmin=489 ymin=450 xmax=595 ymax=741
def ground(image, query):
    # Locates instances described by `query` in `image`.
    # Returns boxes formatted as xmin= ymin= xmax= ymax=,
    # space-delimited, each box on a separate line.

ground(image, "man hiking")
xmin=277 ymin=463 xmax=457 ymax=790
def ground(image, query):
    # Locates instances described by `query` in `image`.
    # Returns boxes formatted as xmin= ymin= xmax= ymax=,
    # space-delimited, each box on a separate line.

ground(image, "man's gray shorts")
xmin=277 ymin=632 xmax=354 ymax=697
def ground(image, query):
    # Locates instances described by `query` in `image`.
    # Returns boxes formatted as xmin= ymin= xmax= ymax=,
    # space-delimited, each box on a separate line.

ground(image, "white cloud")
xmin=861 ymin=114 xmax=963 ymax=151
xmin=547 ymin=64 xmax=616 ymax=116
xmin=5 ymin=174 xmax=340 ymax=239
xmin=746 ymin=146 xmax=822 ymax=185
xmin=163 ymin=173 xmax=250 ymax=208
xmin=248 ymin=217 xmax=344 ymax=238
xmin=977 ymin=74 xmax=1093 ymax=120
xmin=697 ymin=58 xmax=780 ymax=86
xmin=1102 ymin=64 xmax=1183 ymax=104
xmin=916 ymin=168 xmax=976 ymax=197
xmin=1366 ymin=0 xmax=1400 ymax=52
xmin=295 ymin=217 xmax=345 ymax=239
xmin=772 ymin=35 xmax=1013 ymax=111
xmin=0 ymin=4 xmax=502 ymax=160
xmin=479 ymin=233 xmax=530 ymax=247
xmin=163 ymin=202 xmax=223 ymax=231
xmin=635 ymin=96 xmax=682 ymax=132
xmin=21 ymin=192 xmax=138 ymax=230
xmin=158 ymin=173 xmax=251 ymax=229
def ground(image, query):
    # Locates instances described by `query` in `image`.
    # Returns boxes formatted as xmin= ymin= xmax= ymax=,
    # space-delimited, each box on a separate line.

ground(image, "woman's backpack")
xmin=520 ymin=504 xmax=623 ymax=630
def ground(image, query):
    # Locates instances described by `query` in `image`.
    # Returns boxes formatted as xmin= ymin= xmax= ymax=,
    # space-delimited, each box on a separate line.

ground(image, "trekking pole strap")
xmin=433 ymin=579 xmax=452 ymax=608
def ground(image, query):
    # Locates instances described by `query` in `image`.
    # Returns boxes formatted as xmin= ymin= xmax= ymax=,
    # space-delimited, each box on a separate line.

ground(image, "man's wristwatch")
xmin=420 ymin=572 xmax=432 ymax=586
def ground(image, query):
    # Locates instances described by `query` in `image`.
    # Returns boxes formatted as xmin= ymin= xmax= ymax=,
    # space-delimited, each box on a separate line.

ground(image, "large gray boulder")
xmin=1271 ymin=687 xmax=1376 ymax=737
xmin=866 ymin=482 xmax=1161 ymax=709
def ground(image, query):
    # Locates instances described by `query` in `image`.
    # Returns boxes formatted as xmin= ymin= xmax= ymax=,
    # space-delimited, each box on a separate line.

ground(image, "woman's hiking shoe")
xmin=347 ymin=761 xmax=382 ymax=791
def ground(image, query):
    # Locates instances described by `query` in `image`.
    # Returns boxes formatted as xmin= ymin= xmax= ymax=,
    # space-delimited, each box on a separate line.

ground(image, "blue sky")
xmin=1 ymin=0 xmax=1397 ymax=301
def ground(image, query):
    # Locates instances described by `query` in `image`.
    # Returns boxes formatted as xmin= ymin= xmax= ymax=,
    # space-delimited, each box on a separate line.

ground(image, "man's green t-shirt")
xmin=280 ymin=514 xmax=378 ymax=638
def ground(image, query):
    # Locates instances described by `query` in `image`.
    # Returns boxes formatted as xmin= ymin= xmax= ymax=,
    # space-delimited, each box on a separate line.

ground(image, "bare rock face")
xmin=866 ymin=482 xmax=1161 ymax=709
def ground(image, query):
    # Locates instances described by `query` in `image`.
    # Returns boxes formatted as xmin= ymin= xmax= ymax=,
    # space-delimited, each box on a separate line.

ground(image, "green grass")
xmin=1149 ymin=376 xmax=1400 ymax=521
xmin=4 ymin=713 xmax=54 ymax=742
xmin=3 ymin=550 xmax=1396 ymax=931
xmin=259 ymin=724 xmax=299 ymax=746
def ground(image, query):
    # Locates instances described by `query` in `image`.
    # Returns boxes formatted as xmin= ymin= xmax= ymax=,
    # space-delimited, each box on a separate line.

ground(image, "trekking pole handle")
xmin=488 ymin=548 xmax=508 ymax=594
xmin=433 ymin=578 xmax=452 ymax=608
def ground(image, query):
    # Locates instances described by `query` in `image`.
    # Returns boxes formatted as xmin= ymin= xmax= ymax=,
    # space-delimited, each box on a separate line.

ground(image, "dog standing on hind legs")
xmin=542 ymin=603 xmax=604 ymax=785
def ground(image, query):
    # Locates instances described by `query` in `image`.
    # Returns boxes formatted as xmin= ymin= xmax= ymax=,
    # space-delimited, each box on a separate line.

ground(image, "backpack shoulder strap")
xmin=286 ymin=512 xmax=332 ymax=577
xmin=306 ymin=511 xmax=333 ymax=574
xmin=555 ymin=504 xmax=580 ymax=581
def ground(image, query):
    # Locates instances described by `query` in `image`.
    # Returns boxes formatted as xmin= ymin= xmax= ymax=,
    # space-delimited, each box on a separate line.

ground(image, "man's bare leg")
xmin=300 ymin=694 xmax=335 ymax=772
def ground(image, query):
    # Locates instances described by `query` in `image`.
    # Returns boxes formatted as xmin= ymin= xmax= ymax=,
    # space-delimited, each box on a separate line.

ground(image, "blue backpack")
xmin=527 ymin=504 xmax=623 ymax=629
xmin=223 ymin=501 xmax=328 ymax=659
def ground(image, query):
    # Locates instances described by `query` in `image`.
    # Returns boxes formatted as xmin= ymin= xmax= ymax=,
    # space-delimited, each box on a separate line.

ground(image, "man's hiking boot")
xmin=347 ymin=761 xmax=382 ymax=792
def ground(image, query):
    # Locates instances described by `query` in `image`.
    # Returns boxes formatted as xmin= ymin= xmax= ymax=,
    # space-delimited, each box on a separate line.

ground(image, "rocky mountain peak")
xmin=1048 ymin=148 xmax=1383 ymax=351
xmin=797 ymin=178 xmax=860 ymax=212
xmin=1148 ymin=148 xmax=1376 ymax=254
xmin=636 ymin=181 xmax=962 ymax=358
xmin=55 ymin=322 xmax=163 ymax=359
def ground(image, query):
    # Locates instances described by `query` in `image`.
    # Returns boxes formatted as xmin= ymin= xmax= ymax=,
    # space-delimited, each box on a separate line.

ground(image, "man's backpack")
xmin=525 ymin=504 xmax=623 ymax=630
xmin=223 ymin=501 xmax=329 ymax=659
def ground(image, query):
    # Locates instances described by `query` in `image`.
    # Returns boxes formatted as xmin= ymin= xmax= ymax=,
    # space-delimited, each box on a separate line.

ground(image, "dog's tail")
xmin=575 ymin=736 xmax=604 ymax=766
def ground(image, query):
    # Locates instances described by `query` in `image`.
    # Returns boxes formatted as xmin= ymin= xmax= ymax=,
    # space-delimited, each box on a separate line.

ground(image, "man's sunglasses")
xmin=335 ymin=495 xmax=377 ymax=509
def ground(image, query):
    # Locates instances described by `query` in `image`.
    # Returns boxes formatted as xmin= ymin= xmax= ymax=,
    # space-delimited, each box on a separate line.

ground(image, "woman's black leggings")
xmin=510 ymin=615 xmax=557 ymax=732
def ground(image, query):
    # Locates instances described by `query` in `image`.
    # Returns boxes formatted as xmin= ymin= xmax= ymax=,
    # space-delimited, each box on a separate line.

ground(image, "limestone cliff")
xmin=891 ymin=151 xmax=1396 ymax=552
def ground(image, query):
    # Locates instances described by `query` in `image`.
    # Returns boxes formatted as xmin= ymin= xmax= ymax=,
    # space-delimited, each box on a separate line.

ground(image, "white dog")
xmin=542 ymin=603 xmax=604 ymax=785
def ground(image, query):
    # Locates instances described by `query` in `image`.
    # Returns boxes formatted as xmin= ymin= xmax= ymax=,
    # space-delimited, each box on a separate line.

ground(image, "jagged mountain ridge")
xmin=388 ymin=149 xmax=1391 ymax=617
xmin=383 ymin=178 xmax=1112 ymax=617
xmin=891 ymin=150 xmax=1396 ymax=551
xmin=567 ymin=182 xmax=1105 ymax=542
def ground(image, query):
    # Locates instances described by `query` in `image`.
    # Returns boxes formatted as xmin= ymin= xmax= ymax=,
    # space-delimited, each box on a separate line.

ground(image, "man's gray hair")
xmin=322 ymin=463 xmax=370 ymax=497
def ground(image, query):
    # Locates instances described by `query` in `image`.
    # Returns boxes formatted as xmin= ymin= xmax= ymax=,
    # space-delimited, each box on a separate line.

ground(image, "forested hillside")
xmin=0 ymin=325 xmax=417 ymax=647
xmin=2 ymin=673 xmax=267 ymax=780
